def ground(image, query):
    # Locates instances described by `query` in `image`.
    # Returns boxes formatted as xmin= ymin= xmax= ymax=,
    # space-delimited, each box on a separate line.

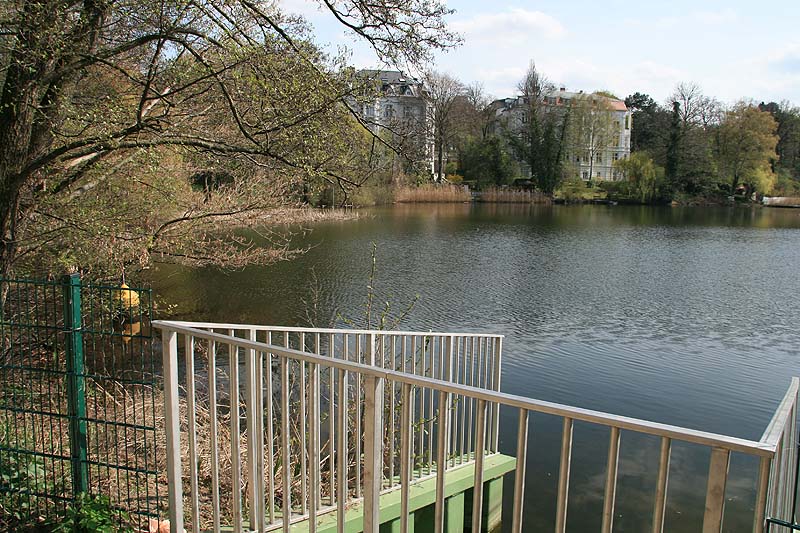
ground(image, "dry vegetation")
xmin=394 ymin=184 xmax=472 ymax=203
xmin=478 ymin=187 xmax=551 ymax=204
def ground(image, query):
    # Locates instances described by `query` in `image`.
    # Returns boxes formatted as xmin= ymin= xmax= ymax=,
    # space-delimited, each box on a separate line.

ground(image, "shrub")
xmin=51 ymin=493 xmax=132 ymax=533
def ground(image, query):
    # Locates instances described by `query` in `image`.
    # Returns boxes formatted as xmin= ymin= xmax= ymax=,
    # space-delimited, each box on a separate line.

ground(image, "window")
xmin=625 ymin=115 xmax=630 ymax=129
xmin=404 ymin=106 xmax=413 ymax=118
xmin=582 ymin=171 xmax=589 ymax=180
xmin=367 ymin=106 xmax=375 ymax=117
xmin=521 ymin=112 xmax=528 ymax=124
xmin=384 ymin=104 xmax=394 ymax=118
xmin=576 ymin=155 xmax=581 ymax=163
xmin=597 ymin=171 xmax=602 ymax=178
xmin=596 ymin=153 xmax=602 ymax=163
xmin=613 ymin=152 xmax=620 ymax=161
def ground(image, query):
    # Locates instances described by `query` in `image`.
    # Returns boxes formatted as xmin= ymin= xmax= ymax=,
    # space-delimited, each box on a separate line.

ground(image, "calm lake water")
xmin=151 ymin=203 xmax=800 ymax=532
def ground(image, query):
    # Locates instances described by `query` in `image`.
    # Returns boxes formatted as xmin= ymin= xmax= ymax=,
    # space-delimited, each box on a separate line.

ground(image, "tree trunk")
xmin=436 ymin=136 xmax=444 ymax=182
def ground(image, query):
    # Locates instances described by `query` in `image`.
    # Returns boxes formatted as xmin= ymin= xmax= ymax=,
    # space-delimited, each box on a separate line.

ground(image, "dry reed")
xmin=478 ymin=187 xmax=551 ymax=204
xmin=394 ymin=184 xmax=472 ymax=203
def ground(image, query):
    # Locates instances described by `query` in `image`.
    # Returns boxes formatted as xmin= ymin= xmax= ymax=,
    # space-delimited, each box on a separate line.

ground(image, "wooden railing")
xmin=154 ymin=320 xmax=798 ymax=533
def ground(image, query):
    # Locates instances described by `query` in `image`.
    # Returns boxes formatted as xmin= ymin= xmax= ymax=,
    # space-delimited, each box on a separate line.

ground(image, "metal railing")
xmin=154 ymin=320 xmax=798 ymax=533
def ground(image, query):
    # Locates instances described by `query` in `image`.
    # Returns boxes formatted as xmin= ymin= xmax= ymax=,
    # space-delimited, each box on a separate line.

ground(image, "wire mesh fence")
xmin=0 ymin=275 xmax=162 ymax=530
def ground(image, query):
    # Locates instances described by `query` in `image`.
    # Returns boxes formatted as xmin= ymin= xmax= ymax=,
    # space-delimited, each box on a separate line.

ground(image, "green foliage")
xmin=555 ymin=177 xmax=606 ymax=202
xmin=0 ymin=415 xmax=54 ymax=529
xmin=460 ymin=136 xmax=516 ymax=188
xmin=715 ymin=102 xmax=779 ymax=196
xmin=625 ymin=93 xmax=669 ymax=156
xmin=51 ymin=493 xmax=132 ymax=533
xmin=773 ymin=168 xmax=800 ymax=196
xmin=613 ymin=153 xmax=667 ymax=203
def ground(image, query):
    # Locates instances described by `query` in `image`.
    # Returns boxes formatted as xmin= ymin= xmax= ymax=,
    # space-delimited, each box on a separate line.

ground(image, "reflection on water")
xmin=149 ymin=204 xmax=800 ymax=532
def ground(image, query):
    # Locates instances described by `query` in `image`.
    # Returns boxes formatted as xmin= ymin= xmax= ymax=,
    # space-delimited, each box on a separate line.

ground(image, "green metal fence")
xmin=0 ymin=275 xmax=161 ymax=529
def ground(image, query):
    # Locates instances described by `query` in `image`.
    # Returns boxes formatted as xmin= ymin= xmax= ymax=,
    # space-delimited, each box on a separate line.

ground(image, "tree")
xmin=716 ymin=102 xmax=779 ymax=197
xmin=664 ymin=102 xmax=682 ymax=188
xmin=567 ymin=93 xmax=616 ymax=181
xmin=625 ymin=92 xmax=670 ymax=157
xmin=459 ymin=136 xmax=515 ymax=187
xmin=0 ymin=0 xmax=458 ymax=305
xmin=424 ymin=71 xmax=464 ymax=182
xmin=613 ymin=152 xmax=665 ymax=203
xmin=760 ymin=101 xmax=800 ymax=178
xmin=505 ymin=62 xmax=568 ymax=194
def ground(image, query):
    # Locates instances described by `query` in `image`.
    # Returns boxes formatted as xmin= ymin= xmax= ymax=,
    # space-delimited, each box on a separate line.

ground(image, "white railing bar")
xmin=184 ymin=335 xmax=200 ymax=533
xmin=491 ymin=337 xmax=503 ymax=451
xmin=355 ymin=335 xmax=363 ymax=498
xmin=245 ymin=330 xmax=261 ymax=533
xmin=299 ymin=334 xmax=308 ymax=515
xmin=471 ymin=399 xmax=487 ymax=533
xmin=336 ymin=367 xmax=348 ymax=533
xmin=400 ymin=382 xmax=413 ymax=533
xmin=154 ymin=322 xmax=781 ymax=457
xmin=309 ymin=361 xmax=320 ymax=533
xmin=601 ymin=426 xmax=621 ymax=533
xmin=434 ymin=337 xmax=454 ymax=533
xmin=511 ymin=409 xmax=529 ymax=533
xmin=753 ymin=456 xmax=772 ymax=533
xmin=162 ymin=329 xmax=185 ymax=533
xmin=209 ymin=340 xmax=221 ymax=533
xmin=389 ymin=337 xmax=396 ymax=486
xmin=652 ymin=437 xmax=672 ymax=533
xmin=701 ymin=447 xmax=730 ymax=533
xmin=327 ymin=333 xmax=336 ymax=507
xmin=255 ymin=343 xmax=266 ymax=533
xmin=265 ymin=333 xmax=276 ymax=524
xmin=363 ymin=354 xmax=383 ymax=531
xmin=229 ymin=331 xmax=243 ymax=533
xmin=280 ymin=354 xmax=291 ymax=533
xmin=162 ymin=320 xmax=505 ymax=339
xmin=458 ymin=338 xmax=468 ymax=466
xmin=467 ymin=337 xmax=476 ymax=463
xmin=760 ymin=377 xmax=800 ymax=446
xmin=427 ymin=338 xmax=436 ymax=475
xmin=555 ymin=417 xmax=573 ymax=533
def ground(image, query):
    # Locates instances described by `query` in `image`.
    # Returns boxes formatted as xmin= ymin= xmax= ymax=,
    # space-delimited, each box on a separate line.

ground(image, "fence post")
xmin=62 ymin=273 xmax=88 ymax=496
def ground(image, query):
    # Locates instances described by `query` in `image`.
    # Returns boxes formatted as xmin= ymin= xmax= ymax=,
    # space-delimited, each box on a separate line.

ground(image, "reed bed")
xmin=477 ymin=187 xmax=551 ymax=204
xmin=394 ymin=184 xmax=472 ymax=203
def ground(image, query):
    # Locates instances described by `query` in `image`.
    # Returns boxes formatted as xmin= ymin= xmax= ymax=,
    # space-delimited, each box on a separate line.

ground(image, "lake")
xmin=150 ymin=203 xmax=800 ymax=532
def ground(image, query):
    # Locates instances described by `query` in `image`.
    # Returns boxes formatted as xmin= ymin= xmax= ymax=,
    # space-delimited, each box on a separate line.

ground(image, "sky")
xmin=279 ymin=0 xmax=800 ymax=105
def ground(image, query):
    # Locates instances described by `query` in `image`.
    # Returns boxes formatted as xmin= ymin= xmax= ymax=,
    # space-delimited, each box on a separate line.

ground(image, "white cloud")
xmin=451 ymin=8 xmax=566 ymax=45
xmin=694 ymin=8 xmax=738 ymax=26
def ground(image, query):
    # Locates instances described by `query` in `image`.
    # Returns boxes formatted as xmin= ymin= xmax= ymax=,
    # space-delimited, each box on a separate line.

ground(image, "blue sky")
xmin=280 ymin=0 xmax=800 ymax=105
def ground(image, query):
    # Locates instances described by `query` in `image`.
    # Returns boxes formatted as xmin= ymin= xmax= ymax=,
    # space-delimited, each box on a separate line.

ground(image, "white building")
xmin=353 ymin=70 xmax=434 ymax=175
xmin=491 ymin=88 xmax=632 ymax=182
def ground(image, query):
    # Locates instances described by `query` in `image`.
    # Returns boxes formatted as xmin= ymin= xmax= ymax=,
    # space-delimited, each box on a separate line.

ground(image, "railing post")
xmin=162 ymin=328 xmax=184 ymax=533
xmin=754 ymin=456 xmax=772 ymax=533
xmin=702 ymin=447 xmax=730 ymax=533
xmin=363 ymin=333 xmax=383 ymax=533
xmin=245 ymin=329 xmax=262 ymax=532
xmin=62 ymin=273 xmax=88 ymax=497
xmin=491 ymin=337 xmax=502 ymax=451
xmin=434 ymin=336 xmax=454 ymax=533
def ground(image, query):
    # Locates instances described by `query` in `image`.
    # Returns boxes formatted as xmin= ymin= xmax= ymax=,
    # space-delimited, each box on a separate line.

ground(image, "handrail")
xmin=153 ymin=320 xmax=775 ymax=456
xmin=760 ymin=376 xmax=800 ymax=446
xmin=159 ymin=319 xmax=505 ymax=339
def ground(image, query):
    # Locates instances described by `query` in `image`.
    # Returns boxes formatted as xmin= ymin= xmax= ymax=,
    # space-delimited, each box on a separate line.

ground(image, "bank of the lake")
xmin=150 ymin=203 xmax=800 ymax=532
